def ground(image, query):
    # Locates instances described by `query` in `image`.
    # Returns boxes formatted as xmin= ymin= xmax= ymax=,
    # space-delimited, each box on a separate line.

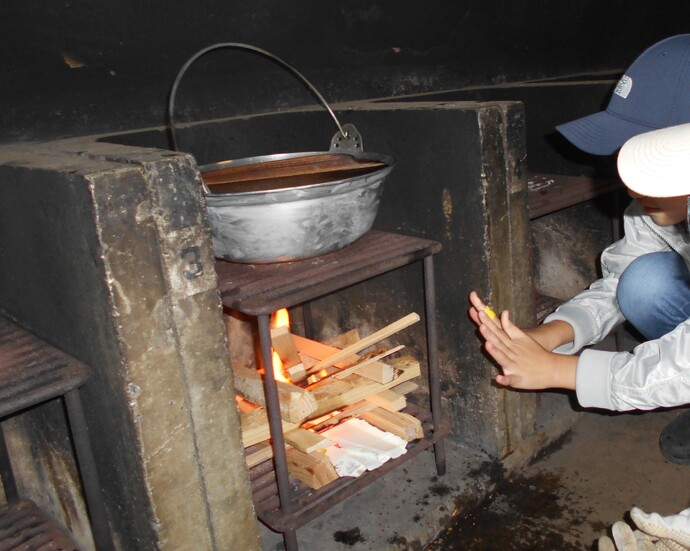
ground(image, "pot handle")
xmin=167 ymin=42 xmax=363 ymax=154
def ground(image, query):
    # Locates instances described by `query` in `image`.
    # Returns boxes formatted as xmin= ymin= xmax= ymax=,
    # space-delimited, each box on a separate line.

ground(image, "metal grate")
xmin=0 ymin=499 xmax=79 ymax=550
xmin=0 ymin=316 xmax=89 ymax=419
xmin=247 ymin=405 xmax=450 ymax=533
xmin=215 ymin=230 xmax=442 ymax=315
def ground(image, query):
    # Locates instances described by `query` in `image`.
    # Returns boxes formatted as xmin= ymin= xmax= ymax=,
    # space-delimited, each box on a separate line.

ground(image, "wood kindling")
xmin=291 ymin=334 xmax=395 ymax=384
xmin=243 ymin=368 xmax=423 ymax=469
xmin=238 ymin=317 xmax=425 ymax=484
xmin=360 ymin=408 xmax=423 ymax=442
xmin=283 ymin=427 xmax=332 ymax=453
xmin=285 ymin=447 xmax=339 ymax=490
xmin=303 ymin=313 xmax=420 ymax=375
xmin=270 ymin=325 xmax=303 ymax=372
xmin=239 ymin=356 xmax=420 ymax=447
xmin=364 ymin=388 xmax=406 ymax=411
xmin=231 ymin=364 xmax=317 ymax=424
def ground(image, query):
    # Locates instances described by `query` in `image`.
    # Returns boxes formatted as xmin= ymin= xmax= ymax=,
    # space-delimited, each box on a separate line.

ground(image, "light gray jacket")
xmin=544 ymin=201 xmax=690 ymax=411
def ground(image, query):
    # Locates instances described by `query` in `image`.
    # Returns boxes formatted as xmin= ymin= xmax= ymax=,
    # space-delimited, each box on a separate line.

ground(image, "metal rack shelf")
xmin=215 ymin=230 xmax=446 ymax=551
xmin=0 ymin=314 xmax=114 ymax=551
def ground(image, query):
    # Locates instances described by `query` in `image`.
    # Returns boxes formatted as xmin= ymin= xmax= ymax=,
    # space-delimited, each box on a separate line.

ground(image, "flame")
xmin=272 ymin=350 xmax=290 ymax=383
xmin=268 ymin=308 xmax=292 ymax=382
xmin=272 ymin=308 xmax=290 ymax=329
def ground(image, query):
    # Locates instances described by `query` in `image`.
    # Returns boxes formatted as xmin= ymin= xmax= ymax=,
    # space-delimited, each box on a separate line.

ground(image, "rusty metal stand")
xmin=216 ymin=231 xmax=447 ymax=551
xmin=0 ymin=315 xmax=115 ymax=551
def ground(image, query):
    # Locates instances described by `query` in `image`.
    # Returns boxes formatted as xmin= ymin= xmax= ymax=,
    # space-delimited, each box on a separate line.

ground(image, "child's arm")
xmin=469 ymin=291 xmax=578 ymax=390
xmin=523 ymin=320 xmax=575 ymax=352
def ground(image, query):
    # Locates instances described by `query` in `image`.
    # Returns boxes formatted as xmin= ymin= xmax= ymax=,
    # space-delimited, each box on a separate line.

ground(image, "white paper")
xmin=321 ymin=418 xmax=408 ymax=475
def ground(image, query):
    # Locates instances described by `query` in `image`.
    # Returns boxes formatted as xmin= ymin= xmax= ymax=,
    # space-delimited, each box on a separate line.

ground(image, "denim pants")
xmin=617 ymin=251 xmax=690 ymax=340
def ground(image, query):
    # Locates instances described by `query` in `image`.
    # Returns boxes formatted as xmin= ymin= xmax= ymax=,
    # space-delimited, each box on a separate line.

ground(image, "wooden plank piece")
xmin=283 ymin=428 xmax=333 ymax=453
xmin=240 ymin=408 xmax=298 ymax=448
xmin=245 ymin=442 xmax=275 ymax=469
xmin=292 ymin=333 xmax=394 ymax=384
xmin=333 ymin=345 xmax=405 ymax=380
xmin=286 ymin=448 xmax=339 ymax=490
xmin=364 ymin=389 xmax=406 ymax=412
xmin=390 ymin=381 xmax=419 ymax=395
xmin=304 ymin=313 xmax=420 ymax=375
xmin=270 ymin=325 xmax=303 ymax=370
xmin=306 ymin=355 xmax=420 ymax=419
xmin=360 ymin=408 xmax=423 ymax=442
xmin=231 ymin=364 xmax=318 ymax=424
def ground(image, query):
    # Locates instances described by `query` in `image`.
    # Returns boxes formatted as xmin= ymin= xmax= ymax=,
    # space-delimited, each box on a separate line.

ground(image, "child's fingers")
xmin=495 ymin=373 xmax=518 ymax=387
xmin=469 ymin=291 xmax=502 ymax=328
xmin=479 ymin=316 xmax=514 ymax=350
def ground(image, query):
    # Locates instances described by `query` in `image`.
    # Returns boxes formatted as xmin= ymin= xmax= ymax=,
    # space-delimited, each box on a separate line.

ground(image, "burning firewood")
xmin=239 ymin=356 xmax=420 ymax=447
xmin=243 ymin=378 xmax=420 ymax=469
xmin=291 ymin=334 xmax=396 ymax=384
xmin=231 ymin=364 xmax=318 ymax=424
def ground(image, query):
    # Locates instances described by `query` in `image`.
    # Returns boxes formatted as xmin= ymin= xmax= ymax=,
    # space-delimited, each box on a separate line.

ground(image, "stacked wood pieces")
xmin=234 ymin=313 xmax=426 ymax=490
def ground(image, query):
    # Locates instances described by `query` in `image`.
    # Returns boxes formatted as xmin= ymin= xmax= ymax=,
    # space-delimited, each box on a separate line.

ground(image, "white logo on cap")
xmin=615 ymin=75 xmax=633 ymax=99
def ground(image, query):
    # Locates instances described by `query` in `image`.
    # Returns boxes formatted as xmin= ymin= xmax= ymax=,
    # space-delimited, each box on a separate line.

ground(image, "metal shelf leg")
xmin=423 ymin=256 xmax=446 ymax=476
xmin=257 ymin=315 xmax=300 ymax=550
xmin=0 ymin=422 xmax=18 ymax=503
xmin=64 ymin=390 xmax=115 ymax=551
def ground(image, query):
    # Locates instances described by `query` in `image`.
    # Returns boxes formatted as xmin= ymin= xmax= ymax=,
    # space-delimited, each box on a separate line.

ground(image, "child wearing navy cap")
xmin=557 ymin=34 xmax=690 ymax=155
xmin=472 ymin=120 xmax=690 ymax=551
xmin=471 ymin=34 xmax=690 ymax=466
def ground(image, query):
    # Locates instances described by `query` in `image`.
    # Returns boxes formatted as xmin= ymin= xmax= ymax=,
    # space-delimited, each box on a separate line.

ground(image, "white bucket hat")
xmin=617 ymin=121 xmax=690 ymax=197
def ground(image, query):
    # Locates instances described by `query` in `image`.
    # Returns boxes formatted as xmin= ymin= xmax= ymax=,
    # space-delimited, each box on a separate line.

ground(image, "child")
xmin=469 ymin=121 xmax=690 ymax=458
xmin=470 ymin=122 xmax=690 ymax=550
xmin=470 ymin=33 xmax=690 ymax=467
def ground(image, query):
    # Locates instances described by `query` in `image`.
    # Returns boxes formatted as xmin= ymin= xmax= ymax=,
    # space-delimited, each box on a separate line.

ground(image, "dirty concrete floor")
xmin=259 ymin=332 xmax=690 ymax=551
xmin=426 ymin=407 xmax=690 ymax=550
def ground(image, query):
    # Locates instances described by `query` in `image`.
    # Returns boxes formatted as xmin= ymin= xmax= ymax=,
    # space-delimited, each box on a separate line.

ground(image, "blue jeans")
xmin=617 ymin=251 xmax=690 ymax=340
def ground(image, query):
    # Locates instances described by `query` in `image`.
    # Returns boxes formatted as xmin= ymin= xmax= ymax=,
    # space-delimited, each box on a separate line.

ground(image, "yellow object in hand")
xmin=484 ymin=306 xmax=497 ymax=320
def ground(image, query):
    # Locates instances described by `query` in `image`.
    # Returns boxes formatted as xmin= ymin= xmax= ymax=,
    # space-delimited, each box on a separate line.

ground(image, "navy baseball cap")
xmin=556 ymin=34 xmax=690 ymax=155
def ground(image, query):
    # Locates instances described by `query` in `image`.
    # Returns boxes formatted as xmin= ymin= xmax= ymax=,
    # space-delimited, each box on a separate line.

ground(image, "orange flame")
xmin=269 ymin=308 xmax=292 ymax=382
xmin=271 ymin=350 xmax=290 ymax=383
xmin=271 ymin=308 xmax=290 ymax=329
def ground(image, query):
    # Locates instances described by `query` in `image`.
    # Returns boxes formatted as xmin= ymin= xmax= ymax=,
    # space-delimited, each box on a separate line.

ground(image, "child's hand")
xmin=468 ymin=291 xmax=501 ymax=329
xmin=468 ymin=292 xmax=577 ymax=390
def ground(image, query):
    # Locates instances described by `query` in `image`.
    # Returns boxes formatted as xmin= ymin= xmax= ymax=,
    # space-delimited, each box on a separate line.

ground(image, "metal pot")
xmin=168 ymin=43 xmax=395 ymax=263
xmin=201 ymin=150 xmax=393 ymax=263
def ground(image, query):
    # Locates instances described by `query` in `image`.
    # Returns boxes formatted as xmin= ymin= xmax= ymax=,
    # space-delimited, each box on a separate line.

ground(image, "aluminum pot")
xmin=168 ymin=43 xmax=396 ymax=264
xmin=201 ymin=150 xmax=394 ymax=263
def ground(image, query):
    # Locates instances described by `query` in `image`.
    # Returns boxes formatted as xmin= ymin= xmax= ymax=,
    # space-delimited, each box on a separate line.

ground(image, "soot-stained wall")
xmin=2 ymin=2 xmax=690 ymax=143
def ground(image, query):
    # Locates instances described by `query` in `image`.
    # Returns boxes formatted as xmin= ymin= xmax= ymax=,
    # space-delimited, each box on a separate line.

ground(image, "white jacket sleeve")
xmin=575 ymin=320 xmax=690 ymax=411
xmin=544 ymin=202 xmax=673 ymax=354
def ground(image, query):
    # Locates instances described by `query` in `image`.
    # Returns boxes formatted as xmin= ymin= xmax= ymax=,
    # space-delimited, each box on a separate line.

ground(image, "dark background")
xmin=2 ymin=1 xmax=690 ymax=144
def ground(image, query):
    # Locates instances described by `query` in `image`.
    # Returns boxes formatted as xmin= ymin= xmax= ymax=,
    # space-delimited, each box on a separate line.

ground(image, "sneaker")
xmin=659 ymin=410 xmax=690 ymax=465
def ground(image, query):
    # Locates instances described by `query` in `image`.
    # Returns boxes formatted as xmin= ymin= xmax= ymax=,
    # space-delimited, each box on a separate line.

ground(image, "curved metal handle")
xmin=167 ymin=42 xmax=349 ymax=152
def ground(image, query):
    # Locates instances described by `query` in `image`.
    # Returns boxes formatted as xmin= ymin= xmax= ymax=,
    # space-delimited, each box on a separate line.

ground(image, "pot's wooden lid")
xmin=201 ymin=154 xmax=386 ymax=193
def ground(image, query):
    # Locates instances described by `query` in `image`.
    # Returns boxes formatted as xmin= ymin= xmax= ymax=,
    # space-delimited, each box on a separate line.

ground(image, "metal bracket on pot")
xmin=330 ymin=123 xmax=363 ymax=154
